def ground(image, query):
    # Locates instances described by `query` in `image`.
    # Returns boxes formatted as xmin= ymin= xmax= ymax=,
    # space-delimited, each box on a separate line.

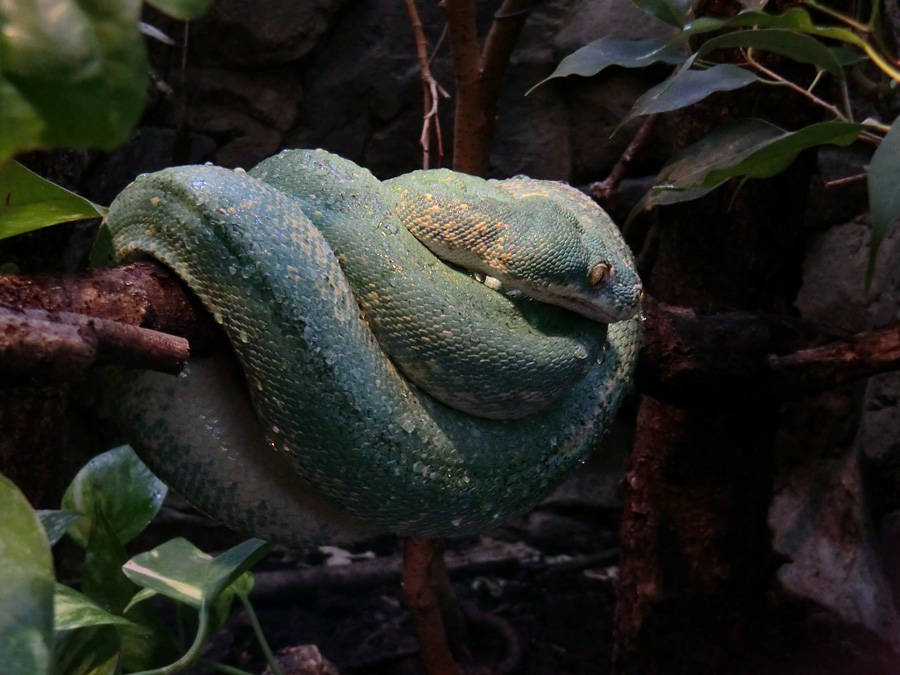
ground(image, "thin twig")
xmin=822 ymin=172 xmax=868 ymax=188
xmin=588 ymin=114 xmax=659 ymax=208
xmin=404 ymin=0 xmax=451 ymax=169
xmin=745 ymin=50 xmax=850 ymax=121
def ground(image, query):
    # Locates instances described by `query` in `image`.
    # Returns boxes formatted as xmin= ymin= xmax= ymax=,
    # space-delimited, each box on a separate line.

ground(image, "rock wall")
xmin=89 ymin=0 xmax=676 ymax=195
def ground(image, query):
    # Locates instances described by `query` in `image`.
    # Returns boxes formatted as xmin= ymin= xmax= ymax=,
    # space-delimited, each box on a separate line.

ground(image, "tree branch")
xmin=404 ymin=0 xmax=451 ymax=169
xmin=3 ymin=264 xmax=900 ymax=407
xmin=588 ymin=114 xmax=659 ymax=208
xmin=0 ymin=262 xmax=219 ymax=345
xmin=480 ymin=0 xmax=540 ymax=115
xmin=441 ymin=0 xmax=539 ymax=176
xmin=0 ymin=262 xmax=221 ymax=382
xmin=403 ymin=537 xmax=464 ymax=675
xmin=0 ymin=306 xmax=188 ymax=382
xmin=637 ymin=295 xmax=900 ymax=406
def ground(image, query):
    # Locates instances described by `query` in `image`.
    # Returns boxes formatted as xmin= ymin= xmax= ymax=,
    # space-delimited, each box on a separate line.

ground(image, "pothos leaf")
xmin=0 ymin=161 xmax=106 ymax=241
xmin=0 ymin=474 xmax=54 ymax=675
xmin=0 ymin=0 xmax=146 ymax=164
xmin=61 ymin=445 xmax=167 ymax=549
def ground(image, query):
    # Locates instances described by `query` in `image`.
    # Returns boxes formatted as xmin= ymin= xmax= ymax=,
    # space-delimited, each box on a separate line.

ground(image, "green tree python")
xmin=97 ymin=149 xmax=642 ymax=545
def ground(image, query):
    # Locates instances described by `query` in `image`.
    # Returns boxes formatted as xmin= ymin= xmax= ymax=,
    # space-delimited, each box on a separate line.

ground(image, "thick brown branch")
xmin=4 ymin=264 xmax=900 ymax=402
xmin=442 ymin=0 xmax=487 ymax=175
xmin=770 ymin=327 xmax=900 ymax=398
xmin=0 ymin=262 xmax=221 ymax=383
xmin=638 ymin=296 xmax=900 ymax=406
xmin=442 ymin=0 xmax=537 ymax=176
xmin=480 ymin=0 xmax=539 ymax=113
xmin=0 ymin=262 xmax=218 ymax=346
xmin=0 ymin=306 xmax=189 ymax=383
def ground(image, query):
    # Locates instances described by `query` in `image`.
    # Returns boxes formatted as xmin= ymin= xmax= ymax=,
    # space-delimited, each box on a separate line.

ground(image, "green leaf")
xmin=122 ymin=538 xmax=271 ymax=672
xmin=528 ymin=37 xmax=685 ymax=93
xmin=61 ymin=445 xmax=167 ymax=549
xmin=52 ymin=625 xmax=120 ymax=675
xmin=81 ymin=506 xmax=136 ymax=614
xmin=682 ymin=7 xmax=813 ymax=38
xmin=76 ymin=506 xmax=177 ymax=672
xmin=122 ymin=538 xmax=271 ymax=611
xmin=633 ymin=119 xmax=781 ymax=214
xmin=145 ymin=0 xmax=214 ymax=21
xmin=0 ymin=80 xmax=44 ymax=167
xmin=0 ymin=162 xmax=106 ymax=240
xmin=682 ymin=6 xmax=872 ymax=54
xmin=123 ymin=538 xmax=211 ymax=608
xmin=36 ymin=510 xmax=83 ymax=546
xmin=0 ymin=0 xmax=147 ymax=163
xmin=630 ymin=118 xmax=865 ymax=218
xmin=53 ymin=584 xmax=147 ymax=634
xmin=828 ymin=46 xmax=867 ymax=68
xmin=702 ymin=120 xmax=864 ymax=185
xmin=632 ymin=0 xmax=693 ymax=27
xmin=121 ymin=588 xmax=158 ymax=615
xmin=201 ymin=538 xmax=271 ymax=606
xmin=0 ymin=473 xmax=54 ymax=675
xmin=867 ymin=116 xmax=900 ymax=284
xmin=622 ymin=60 xmax=759 ymax=125
xmin=697 ymin=29 xmax=846 ymax=80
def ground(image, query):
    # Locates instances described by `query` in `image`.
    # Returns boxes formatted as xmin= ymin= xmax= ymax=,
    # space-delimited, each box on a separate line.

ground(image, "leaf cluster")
xmin=0 ymin=0 xmax=212 ymax=242
xmin=0 ymin=0 xmax=212 ymax=166
xmin=0 ymin=446 xmax=279 ymax=675
xmin=535 ymin=0 xmax=900 ymax=282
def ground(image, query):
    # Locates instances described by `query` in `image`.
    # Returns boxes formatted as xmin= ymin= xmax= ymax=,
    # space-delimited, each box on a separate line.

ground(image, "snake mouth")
xmin=528 ymin=284 xmax=639 ymax=324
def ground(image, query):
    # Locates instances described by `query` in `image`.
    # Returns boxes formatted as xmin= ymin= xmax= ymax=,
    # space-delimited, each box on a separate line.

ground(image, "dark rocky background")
xmin=3 ymin=0 xmax=900 ymax=672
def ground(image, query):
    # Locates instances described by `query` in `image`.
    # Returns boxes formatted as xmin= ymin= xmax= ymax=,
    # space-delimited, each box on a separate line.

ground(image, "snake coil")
xmin=99 ymin=150 xmax=642 ymax=545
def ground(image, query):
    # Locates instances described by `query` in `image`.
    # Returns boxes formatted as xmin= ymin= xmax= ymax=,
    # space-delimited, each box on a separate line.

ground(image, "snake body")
xmin=99 ymin=149 xmax=642 ymax=544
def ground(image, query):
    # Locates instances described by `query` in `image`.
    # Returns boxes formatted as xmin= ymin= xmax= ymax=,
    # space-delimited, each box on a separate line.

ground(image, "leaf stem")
xmin=239 ymin=592 xmax=285 ymax=675
xmin=196 ymin=658 xmax=258 ymax=675
xmin=744 ymin=50 xmax=849 ymax=121
xmin=837 ymin=79 xmax=853 ymax=122
xmin=802 ymin=0 xmax=868 ymax=32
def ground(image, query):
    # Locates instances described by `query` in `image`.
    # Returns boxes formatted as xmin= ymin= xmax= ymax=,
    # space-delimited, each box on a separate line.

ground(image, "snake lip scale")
xmin=98 ymin=149 xmax=643 ymax=544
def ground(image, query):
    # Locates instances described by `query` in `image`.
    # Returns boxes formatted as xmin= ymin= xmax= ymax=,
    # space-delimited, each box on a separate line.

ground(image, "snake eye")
xmin=589 ymin=263 xmax=610 ymax=286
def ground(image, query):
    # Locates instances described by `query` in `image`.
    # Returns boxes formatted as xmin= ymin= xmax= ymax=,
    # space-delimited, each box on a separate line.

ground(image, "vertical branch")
xmin=479 ymin=0 xmax=540 ymax=150
xmin=403 ymin=537 xmax=464 ymax=675
xmin=441 ymin=0 xmax=488 ymax=175
xmin=441 ymin=0 xmax=538 ymax=175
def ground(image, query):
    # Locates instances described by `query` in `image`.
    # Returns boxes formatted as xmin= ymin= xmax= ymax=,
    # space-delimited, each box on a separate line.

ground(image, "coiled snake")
xmin=98 ymin=149 xmax=642 ymax=544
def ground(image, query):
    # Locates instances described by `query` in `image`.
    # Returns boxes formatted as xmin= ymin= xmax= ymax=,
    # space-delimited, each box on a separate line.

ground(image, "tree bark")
xmin=613 ymin=76 xmax=820 ymax=672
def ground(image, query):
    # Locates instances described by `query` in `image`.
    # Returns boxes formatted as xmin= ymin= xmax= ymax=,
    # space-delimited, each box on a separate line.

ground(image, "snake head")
xmin=496 ymin=201 xmax=643 ymax=325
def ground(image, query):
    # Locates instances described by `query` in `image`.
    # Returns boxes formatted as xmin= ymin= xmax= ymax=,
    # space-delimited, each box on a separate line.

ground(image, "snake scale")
xmin=98 ymin=149 xmax=642 ymax=544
